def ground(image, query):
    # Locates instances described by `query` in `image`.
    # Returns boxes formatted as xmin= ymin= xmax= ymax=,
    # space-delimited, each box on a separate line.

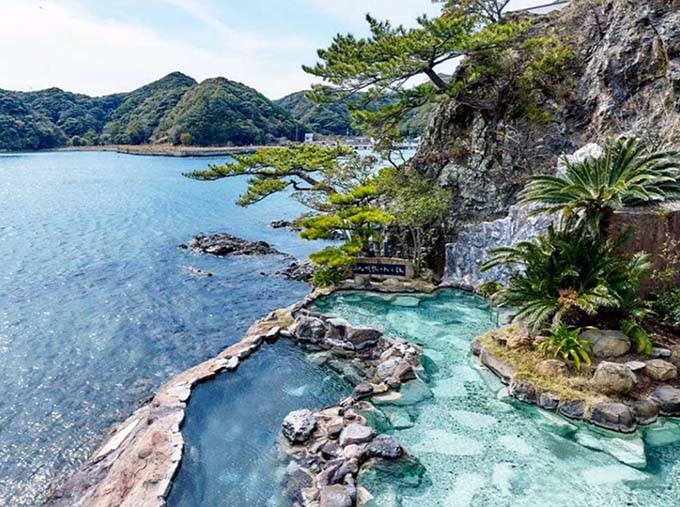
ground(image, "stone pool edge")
xmin=45 ymin=290 xmax=324 ymax=507
xmin=46 ymin=279 xmax=436 ymax=507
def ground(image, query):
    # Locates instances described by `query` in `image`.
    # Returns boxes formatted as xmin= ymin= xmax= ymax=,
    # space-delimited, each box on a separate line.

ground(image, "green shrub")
xmin=538 ymin=324 xmax=592 ymax=370
xmin=478 ymin=281 xmax=503 ymax=299
xmin=483 ymin=226 xmax=651 ymax=331
xmin=311 ymin=267 xmax=344 ymax=288
xmin=653 ymin=288 xmax=680 ymax=330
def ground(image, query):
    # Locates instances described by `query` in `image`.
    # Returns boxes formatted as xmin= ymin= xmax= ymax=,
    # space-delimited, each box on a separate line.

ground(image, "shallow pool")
xmin=167 ymin=340 xmax=352 ymax=507
xmin=313 ymin=290 xmax=680 ymax=507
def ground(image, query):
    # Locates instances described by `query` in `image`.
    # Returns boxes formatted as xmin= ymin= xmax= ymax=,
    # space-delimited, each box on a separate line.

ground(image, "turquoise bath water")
xmin=313 ymin=290 xmax=680 ymax=507
xmin=0 ymin=151 xmax=315 ymax=506
xmin=168 ymin=340 xmax=351 ymax=507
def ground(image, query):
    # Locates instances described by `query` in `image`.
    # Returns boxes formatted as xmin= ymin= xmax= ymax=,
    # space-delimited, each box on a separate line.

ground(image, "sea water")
xmin=0 ymin=151 xmax=314 ymax=506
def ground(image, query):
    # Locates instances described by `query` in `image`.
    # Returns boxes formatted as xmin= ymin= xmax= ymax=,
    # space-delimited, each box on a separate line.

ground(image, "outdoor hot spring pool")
xmin=171 ymin=290 xmax=680 ymax=507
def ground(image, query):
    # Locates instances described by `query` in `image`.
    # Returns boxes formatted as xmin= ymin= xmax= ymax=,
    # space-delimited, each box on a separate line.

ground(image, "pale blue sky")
xmin=0 ymin=0 xmax=546 ymax=99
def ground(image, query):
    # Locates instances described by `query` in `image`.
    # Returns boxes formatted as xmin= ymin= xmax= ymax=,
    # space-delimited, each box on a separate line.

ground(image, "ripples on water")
xmin=168 ymin=341 xmax=351 ymax=507
xmin=0 ymin=151 xmax=314 ymax=506
xmin=313 ymin=291 xmax=680 ymax=507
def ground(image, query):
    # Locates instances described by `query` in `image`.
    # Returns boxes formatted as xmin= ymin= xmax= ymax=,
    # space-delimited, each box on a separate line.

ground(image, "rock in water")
xmin=366 ymin=436 xmax=403 ymax=460
xmin=282 ymin=409 xmax=318 ymax=444
xmin=319 ymin=485 xmax=352 ymax=507
xmin=589 ymin=402 xmax=636 ymax=433
xmin=276 ymin=261 xmax=314 ymax=282
xmin=339 ymin=423 xmax=375 ymax=446
xmin=181 ymin=233 xmax=287 ymax=257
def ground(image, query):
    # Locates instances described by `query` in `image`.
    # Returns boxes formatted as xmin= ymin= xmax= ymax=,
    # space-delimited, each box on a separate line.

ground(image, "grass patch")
xmin=478 ymin=326 xmax=611 ymax=405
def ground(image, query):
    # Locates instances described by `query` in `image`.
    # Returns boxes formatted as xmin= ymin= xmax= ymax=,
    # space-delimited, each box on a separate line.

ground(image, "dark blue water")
xmin=0 ymin=151 xmax=315 ymax=506
xmin=168 ymin=341 xmax=351 ymax=507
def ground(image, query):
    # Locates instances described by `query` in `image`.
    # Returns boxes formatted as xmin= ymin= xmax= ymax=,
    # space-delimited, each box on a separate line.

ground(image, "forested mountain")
xmin=156 ymin=77 xmax=298 ymax=146
xmin=275 ymin=89 xmax=437 ymax=138
xmin=102 ymin=72 xmax=196 ymax=145
xmin=0 ymin=72 xmax=301 ymax=151
xmin=274 ymin=91 xmax=354 ymax=136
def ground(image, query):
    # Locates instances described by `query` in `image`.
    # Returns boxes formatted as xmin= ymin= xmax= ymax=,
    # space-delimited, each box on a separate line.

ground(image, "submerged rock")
xmin=282 ymin=409 xmax=318 ymax=444
xmin=181 ymin=233 xmax=286 ymax=257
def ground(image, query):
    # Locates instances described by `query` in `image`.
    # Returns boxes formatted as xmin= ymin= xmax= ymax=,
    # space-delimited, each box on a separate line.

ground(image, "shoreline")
xmin=49 ymin=144 xmax=264 ymax=158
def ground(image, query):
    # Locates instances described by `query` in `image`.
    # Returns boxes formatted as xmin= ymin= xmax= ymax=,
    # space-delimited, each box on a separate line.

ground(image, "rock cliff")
xmin=409 ymin=0 xmax=680 ymax=276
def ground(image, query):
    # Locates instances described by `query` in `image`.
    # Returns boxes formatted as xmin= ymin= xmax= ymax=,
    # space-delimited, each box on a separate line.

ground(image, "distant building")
xmin=304 ymin=133 xmax=315 ymax=144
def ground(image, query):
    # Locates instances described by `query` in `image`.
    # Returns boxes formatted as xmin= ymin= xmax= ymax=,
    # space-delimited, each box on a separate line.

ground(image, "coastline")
xmin=51 ymin=144 xmax=264 ymax=158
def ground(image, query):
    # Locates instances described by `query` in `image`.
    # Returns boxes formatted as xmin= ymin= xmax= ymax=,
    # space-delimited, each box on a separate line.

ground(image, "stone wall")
xmin=610 ymin=202 xmax=680 ymax=294
xmin=443 ymin=144 xmax=602 ymax=288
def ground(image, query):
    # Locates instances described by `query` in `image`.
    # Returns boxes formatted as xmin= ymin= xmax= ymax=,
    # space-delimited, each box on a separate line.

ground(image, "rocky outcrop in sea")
xmin=180 ymin=232 xmax=288 ymax=257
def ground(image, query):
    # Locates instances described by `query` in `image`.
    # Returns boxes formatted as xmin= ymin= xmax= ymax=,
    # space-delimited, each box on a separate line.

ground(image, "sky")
xmin=0 ymin=0 xmax=548 ymax=100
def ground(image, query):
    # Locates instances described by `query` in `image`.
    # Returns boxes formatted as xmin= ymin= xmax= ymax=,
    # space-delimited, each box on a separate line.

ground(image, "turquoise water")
xmin=0 ymin=151 xmax=315 ymax=506
xmin=168 ymin=340 xmax=351 ymax=507
xmin=313 ymin=290 xmax=680 ymax=507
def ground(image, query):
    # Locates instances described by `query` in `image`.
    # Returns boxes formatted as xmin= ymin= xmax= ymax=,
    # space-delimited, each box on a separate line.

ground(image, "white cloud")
xmin=0 ymin=0 xmax=315 ymax=98
xmin=303 ymin=0 xmax=441 ymax=29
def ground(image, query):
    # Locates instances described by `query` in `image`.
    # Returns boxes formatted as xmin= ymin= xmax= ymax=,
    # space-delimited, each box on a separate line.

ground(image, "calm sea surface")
xmin=0 ymin=151 xmax=314 ymax=506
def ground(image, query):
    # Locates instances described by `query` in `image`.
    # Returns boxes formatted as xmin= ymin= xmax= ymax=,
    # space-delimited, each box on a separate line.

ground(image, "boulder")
xmin=376 ymin=358 xmax=400 ymax=380
xmin=581 ymin=329 xmax=631 ymax=358
xmin=626 ymin=361 xmax=646 ymax=372
xmin=291 ymin=316 xmax=327 ymax=344
xmin=282 ymin=410 xmax=318 ymax=444
xmin=538 ymin=392 xmax=560 ymax=411
xmin=366 ymin=435 xmax=403 ymax=460
xmin=480 ymin=350 xmax=516 ymax=384
xmin=470 ymin=337 xmax=483 ymax=356
xmin=632 ymin=400 xmax=659 ymax=425
xmin=346 ymin=326 xmax=383 ymax=350
xmin=589 ymin=402 xmax=637 ymax=433
xmin=558 ymin=399 xmax=587 ymax=420
xmin=352 ymin=383 xmax=374 ymax=400
xmin=184 ymin=233 xmax=283 ymax=257
xmin=339 ymin=423 xmax=375 ymax=446
xmin=319 ymin=484 xmax=353 ymax=507
xmin=649 ymin=385 xmax=680 ymax=416
xmin=393 ymin=363 xmax=417 ymax=383
xmin=591 ymin=362 xmax=637 ymax=395
xmin=651 ymin=347 xmax=672 ymax=358
xmin=644 ymin=359 xmax=678 ymax=381
xmin=509 ymin=378 xmax=537 ymax=404
xmin=537 ymin=359 xmax=568 ymax=377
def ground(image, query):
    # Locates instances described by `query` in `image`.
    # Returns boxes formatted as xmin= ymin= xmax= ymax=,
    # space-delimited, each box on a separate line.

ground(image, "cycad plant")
xmin=483 ymin=226 xmax=652 ymax=332
xmin=518 ymin=138 xmax=680 ymax=236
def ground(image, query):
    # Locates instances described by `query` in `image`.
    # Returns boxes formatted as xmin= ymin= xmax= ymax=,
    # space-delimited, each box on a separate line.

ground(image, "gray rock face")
xmin=650 ymin=385 xmax=680 ymax=416
xmin=558 ymin=399 xmax=587 ymax=420
xmin=581 ymin=330 xmax=631 ymax=358
xmin=319 ymin=485 xmax=352 ymax=507
xmin=592 ymin=362 xmax=637 ymax=395
xmin=411 ymin=0 xmax=680 ymax=278
xmin=282 ymin=410 xmax=318 ymax=444
xmin=632 ymin=399 xmax=659 ymax=425
xmin=589 ymin=402 xmax=636 ymax=433
xmin=366 ymin=435 xmax=403 ymax=460
xmin=339 ymin=423 xmax=375 ymax=446
xmin=376 ymin=358 xmax=401 ymax=380
xmin=644 ymin=359 xmax=678 ymax=381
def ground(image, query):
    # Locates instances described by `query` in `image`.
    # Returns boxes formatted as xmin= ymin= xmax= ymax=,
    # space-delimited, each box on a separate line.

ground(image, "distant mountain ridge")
xmin=0 ymin=72 xmax=302 ymax=151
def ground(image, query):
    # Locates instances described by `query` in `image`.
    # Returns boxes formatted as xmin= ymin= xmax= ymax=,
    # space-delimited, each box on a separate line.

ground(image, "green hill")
xmin=276 ymin=89 xmax=437 ymax=138
xmin=102 ymin=72 xmax=197 ymax=145
xmin=156 ymin=77 xmax=299 ymax=146
xmin=274 ymin=91 xmax=354 ymax=136
xmin=0 ymin=72 xmax=302 ymax=151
